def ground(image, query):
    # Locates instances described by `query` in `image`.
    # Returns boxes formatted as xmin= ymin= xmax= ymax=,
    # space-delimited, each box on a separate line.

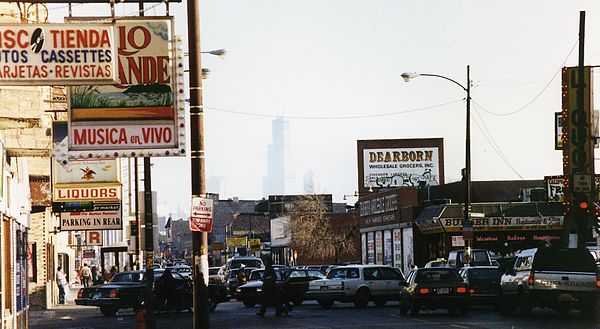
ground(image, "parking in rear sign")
xmin=190 ymin=197 xmax=214 ymax=232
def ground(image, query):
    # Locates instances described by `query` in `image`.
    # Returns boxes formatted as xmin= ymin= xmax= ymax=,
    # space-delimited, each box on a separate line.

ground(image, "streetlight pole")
xmin=401 ymin=66 xmax=472 ymax=264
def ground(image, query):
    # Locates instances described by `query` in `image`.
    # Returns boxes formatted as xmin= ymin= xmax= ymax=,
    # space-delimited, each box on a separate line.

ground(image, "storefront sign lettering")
xmin=440 ymin=216 xmax=563 ymax=232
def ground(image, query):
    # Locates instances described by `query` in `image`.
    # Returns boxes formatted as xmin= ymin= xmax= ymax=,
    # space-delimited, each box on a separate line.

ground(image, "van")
xmin=447 ymin=249 xmax=492 ymax=268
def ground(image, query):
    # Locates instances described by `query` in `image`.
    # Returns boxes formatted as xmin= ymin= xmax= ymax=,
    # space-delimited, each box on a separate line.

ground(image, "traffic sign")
xmin=189 ymin=197 xmax=214 ymax=232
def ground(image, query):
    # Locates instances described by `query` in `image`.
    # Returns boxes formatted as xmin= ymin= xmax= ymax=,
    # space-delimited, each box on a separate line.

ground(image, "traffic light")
xmin=579 ymin=201 xmax=589 ymax=209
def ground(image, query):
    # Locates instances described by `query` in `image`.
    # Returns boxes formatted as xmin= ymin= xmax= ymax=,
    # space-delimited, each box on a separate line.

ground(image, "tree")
xmin=289 ymin=194 xmax=358 ymax=264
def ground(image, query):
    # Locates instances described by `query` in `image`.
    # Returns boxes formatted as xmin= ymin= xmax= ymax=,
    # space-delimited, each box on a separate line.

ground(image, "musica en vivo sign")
xmin=0 ymin=23 xmax=117 ymax=85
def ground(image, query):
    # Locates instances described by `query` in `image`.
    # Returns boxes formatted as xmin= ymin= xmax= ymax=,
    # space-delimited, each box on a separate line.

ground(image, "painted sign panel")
xmin=53 ymin=184 xmax=121 ymax=202
xmin=440 ymin=216 xmax=564 ymax=232
xmin=68 ymin=17 xmax=186 ymax=158
xmin=363 ymin=147 xmax=440 ymax=188
xmin=54 ymin=159 xmax=120 ymax=184
xmin=227 ymin=237 xmax=246 ymax=246
xmin=545 ymin=175 xmax=600 ymax=203
xmin=555 ymin=112 xmax=563 ymax=150
xmin=84 ymin=230 xmax=103 ymax=246
xmin=60 ymin=210 xmax=122 ymax=230
xmin=0 ymin=24 xmax=116 ymax=85
xmin=190 ymin=197 xmax=214 ymax=232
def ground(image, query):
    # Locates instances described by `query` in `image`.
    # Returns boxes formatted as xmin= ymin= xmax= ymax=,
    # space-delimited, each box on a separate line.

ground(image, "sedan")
xmin=459 ymin=266 xmax=503 ymax=307
xmin=237 ymin=268 xmax=325 ymax=307
xmin=399 ymin=268 xmax=470 ymax=316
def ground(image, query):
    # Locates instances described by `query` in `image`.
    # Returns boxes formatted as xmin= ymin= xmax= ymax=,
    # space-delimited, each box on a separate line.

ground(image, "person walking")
xmin=56 ymin=266 xmax=67 ymax=304
xmin=80 ymin=263 xmax=92 ymax=287
xmin=256 ymin=260 xmax=287 ymax=317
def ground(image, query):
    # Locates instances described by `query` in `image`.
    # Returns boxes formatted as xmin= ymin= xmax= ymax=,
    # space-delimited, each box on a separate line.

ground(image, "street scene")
xmin=0 ymin=1 xmax=600 ymax=329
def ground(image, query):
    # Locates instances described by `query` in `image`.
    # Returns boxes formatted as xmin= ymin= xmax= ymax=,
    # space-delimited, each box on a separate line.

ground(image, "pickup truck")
xmin=500 ymin=247 xmax=599 ymax=317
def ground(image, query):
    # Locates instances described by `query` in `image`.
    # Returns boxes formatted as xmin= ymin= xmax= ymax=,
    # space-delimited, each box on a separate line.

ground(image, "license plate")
xmin=558 ymin=293 xmax=575 ymax=301
xmin=437 ymin=288 xmax=449 ymax=294
xmin=93 ymin=292 xmax=102 ymax=299
xmin=320 ymin=286 xmax=328 ymax=291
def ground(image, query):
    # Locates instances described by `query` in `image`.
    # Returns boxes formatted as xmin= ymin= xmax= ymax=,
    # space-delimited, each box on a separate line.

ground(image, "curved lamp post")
xmin=401 ymin=66 xmax=472 ymax=264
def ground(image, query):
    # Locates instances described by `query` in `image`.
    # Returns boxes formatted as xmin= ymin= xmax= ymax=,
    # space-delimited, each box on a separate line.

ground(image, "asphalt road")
xmin=30 ymin=298 xmax=600 ymax=329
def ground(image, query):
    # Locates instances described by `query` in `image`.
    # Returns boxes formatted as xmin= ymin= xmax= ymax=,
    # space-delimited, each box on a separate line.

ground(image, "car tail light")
xmin=596 ymin=273 xmax=600 ymax=288
xmin=418 ymin=288 xmax=430 ymax=294
xmin=527 ymin=271 xmax=534 ymax=286
xmin=469 ymin=288 xmax=475 ymax=294
xmin=109 ymin=290 xmax=118 ymax=298
xmin=77 ymin=289 xmax=83 ymax=298
xmin=456 ymin=287 xmax=467 ymax=293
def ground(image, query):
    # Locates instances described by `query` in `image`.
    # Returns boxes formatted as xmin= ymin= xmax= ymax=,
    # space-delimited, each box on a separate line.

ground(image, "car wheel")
xmin=100 ymin=306 xmax=118 ymax=317
xmin=399 ymin=297 xmax=409 ymax=316
xmin=243 ymin=300 xmax=256 ymax=308
xmin=517 ymin=292 xmax=532 ymax=315
xmin=410 ymin=301 xmax=419 ymax=316
xmin=353 ymin=288 xmax=370 ymax=308
xmin=318 ymin=298 xmax=334 ymax=309
xmin=581 ymin=300 xmax=596 ymax=318
xmin=374 ymin=298 xmax=386 ymax=307
xmin=208 ymin=293 xmax=218 ymax=312
xmin=459 ymin=304 xmax=470 ymax=316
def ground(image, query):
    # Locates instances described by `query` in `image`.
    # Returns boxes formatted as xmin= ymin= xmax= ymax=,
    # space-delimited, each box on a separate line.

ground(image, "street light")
xmin=401 ymin=66 xmax=472 ymax=264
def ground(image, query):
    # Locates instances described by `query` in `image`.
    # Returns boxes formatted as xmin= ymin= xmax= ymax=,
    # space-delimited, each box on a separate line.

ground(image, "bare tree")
xmin=290 ymin=194 xmax=357 ymax=264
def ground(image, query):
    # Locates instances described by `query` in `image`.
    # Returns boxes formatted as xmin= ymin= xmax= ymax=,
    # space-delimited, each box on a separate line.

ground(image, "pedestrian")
xmin=56 ymin=266 xmax=67 ymax=304
xmin=256 ymin=259 xmax=287 ymax=317
xmin=106 ymin=265 xmax=118 ymax=281
xmin=80 ymin=263 xmax=92 ymax=287
xmin=236 ymin=264 xmax=247 ymax=285
xmin=91 ymin=265 xmax=99 ymax=285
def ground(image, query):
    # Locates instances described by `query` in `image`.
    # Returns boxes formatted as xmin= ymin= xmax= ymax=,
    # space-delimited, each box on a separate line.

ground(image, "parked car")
xmin=75 ymin=269 xmax=228 ymax=316
xmin=459 ymin=266 xmax=503 ymax=307
xmin=237 ymin=268 xmax=325 ymax=307
xmin=209 ymin=266 xmax=223 ymax=284
xmin=399 ymin=267 xmax=470 ymax=316
xmin=226 ymin=267 xmax=258 ymax=296
xmin=424 ymin=258 xmax=448 ymax=268
xmin=166 ymin=265 xmax=192 ymax=278
xmin=305 ymin=265 xmax=406 ymax=309
xmin=500 ymin=247 xmax=599 ymax=316
xmin=447 ymin=249 xmax=493 ymax=268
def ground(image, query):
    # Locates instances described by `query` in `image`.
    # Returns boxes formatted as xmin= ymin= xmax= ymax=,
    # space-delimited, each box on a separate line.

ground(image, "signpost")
xmin=190 ymin=197 xmax=214 ymax=232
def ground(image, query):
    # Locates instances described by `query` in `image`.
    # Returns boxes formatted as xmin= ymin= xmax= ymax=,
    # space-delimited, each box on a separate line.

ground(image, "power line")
xmin=471 ymin=103 xmax=525 ymax=180
xmin=474 ymin=39 xmax=578 ymax=117
xmin=204 ymin=99 xmax=464 ymax=120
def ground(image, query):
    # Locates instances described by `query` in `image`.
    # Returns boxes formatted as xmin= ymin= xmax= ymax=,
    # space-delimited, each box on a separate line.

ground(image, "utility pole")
xmin=187 ymin=0 xmax=210 ymax=327
xmin=143 ymin=157 xmax=155 ymax=328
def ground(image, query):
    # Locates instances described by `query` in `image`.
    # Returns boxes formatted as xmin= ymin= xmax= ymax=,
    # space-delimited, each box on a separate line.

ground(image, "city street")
xmin=30 ymin=286 xmax=600 ymax=329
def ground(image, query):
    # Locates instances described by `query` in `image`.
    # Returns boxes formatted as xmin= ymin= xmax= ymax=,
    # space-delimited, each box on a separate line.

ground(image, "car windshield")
xmin=110 ymin=272 xmax=142 ymax=283
xmin=415 ymin=269 xmax=462 ymax=283
xmin=249 ymin=270 xmax=265 ymax=281
xmin=326 ymin=267 xmax=360 ymax=279
xmin=533 ymin=248 xmax=596 ymax=272
xmin=468 ymin=268 xmax=502 ymax=281
xmin=230 ymin=259 xmax=263 ymax=269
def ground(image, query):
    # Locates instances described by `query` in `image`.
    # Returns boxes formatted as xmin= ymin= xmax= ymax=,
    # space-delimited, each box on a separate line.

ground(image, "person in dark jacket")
xmin=256 ymin=260 xmax=287 ymax=317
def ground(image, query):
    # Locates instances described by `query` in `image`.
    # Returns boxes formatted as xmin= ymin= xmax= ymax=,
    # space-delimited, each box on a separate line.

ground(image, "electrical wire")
xmin=204 ymin=99 xmax=464 ymax=120
xmin=471 ymin=103 xmax=525 ymax=180
xmin=474 ymin=39 xmax=578 ymax=117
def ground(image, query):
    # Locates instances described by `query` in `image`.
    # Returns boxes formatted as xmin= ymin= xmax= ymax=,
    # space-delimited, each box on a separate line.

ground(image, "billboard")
xmin=0 ymin=24 xmax=117 ymax=85
xmin=357 ymin=138 xmax=445 ymax=196
xmin=68 ymin=17 xmax=186 ymax=158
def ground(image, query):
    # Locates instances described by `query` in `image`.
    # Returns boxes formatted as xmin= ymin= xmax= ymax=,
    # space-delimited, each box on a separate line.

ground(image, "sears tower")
xmin=263 ymin=117 xmax=289 ymax=196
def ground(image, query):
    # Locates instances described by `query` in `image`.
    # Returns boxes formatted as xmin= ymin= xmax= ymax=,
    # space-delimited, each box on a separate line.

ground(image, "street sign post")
xmin=190 ymin=197 xmax=214 ymax=232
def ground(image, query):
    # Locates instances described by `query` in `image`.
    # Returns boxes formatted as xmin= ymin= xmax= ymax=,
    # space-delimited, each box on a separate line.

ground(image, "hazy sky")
xmin=50 ymin=1 xmax=600 ymax=217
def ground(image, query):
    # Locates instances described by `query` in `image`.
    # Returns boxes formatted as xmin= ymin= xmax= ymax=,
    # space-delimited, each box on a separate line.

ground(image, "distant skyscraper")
xmin=263 ymin=117 xmax=289 ymax=196
xmin=207 ymin=175 xmax=226 ymax=198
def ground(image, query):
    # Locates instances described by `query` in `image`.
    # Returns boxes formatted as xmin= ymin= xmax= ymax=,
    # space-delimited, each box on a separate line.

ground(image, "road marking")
xmin=451 ymin=325 xmax=471 ymax=329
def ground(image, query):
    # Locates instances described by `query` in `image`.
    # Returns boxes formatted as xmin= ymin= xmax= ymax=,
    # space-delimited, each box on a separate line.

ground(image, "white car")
xmin=305 ymin=265 xmax=406 ymax=308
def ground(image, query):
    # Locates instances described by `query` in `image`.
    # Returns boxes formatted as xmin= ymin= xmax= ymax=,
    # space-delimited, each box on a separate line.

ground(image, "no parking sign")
xmin=189 ymin=197 xmax=214 ymax=232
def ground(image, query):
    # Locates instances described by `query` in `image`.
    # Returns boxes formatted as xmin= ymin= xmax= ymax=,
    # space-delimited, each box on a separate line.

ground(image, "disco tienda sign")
xmin=0 ymin=24 xmax=117 ymax=85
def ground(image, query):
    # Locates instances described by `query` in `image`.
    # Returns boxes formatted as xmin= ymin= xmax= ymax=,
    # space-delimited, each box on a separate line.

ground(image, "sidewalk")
xmin=29 ymin=283 xmax=87 ymax=320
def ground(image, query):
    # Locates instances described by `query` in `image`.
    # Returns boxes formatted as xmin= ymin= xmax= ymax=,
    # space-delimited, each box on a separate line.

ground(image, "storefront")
xmin=359 ymin=188 xmax=420 ymax=275
xmin=414 ymin=202 xmax=564 ymax=260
